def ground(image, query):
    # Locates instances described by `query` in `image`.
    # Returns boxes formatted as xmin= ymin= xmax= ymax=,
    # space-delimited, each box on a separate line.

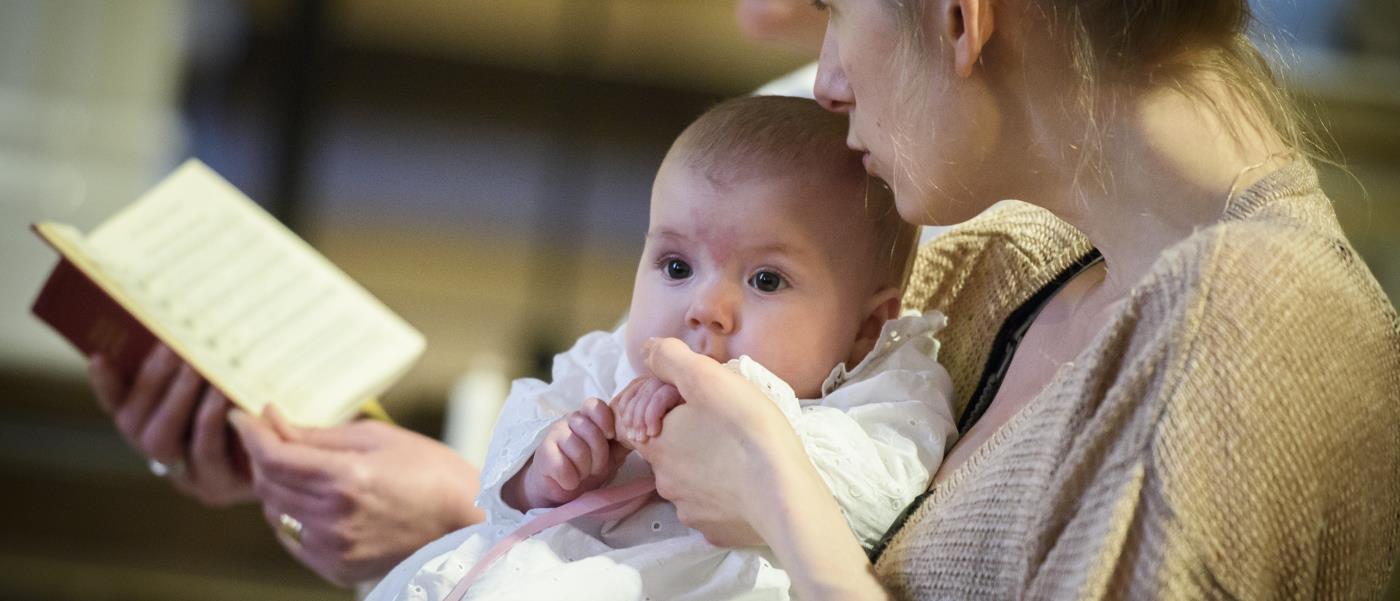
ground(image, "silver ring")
xmin=148 ymin=457 xmax=186 ymax=479
xmin=279 ymin=513 xmax=304 ymax=547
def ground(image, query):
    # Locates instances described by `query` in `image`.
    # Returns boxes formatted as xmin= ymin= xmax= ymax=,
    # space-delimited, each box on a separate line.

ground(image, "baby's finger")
xmin=629 ymin=379 xmax=662 ymax=439
xmin=644 ymin=384 xmax=683 ymax=437
xmin=579 ymin=397 xmax=616 ymax=439
xmin=568 ymin=412 xmax=610 ymax=477
xmin=557 ymin=433 xmax=593 ymax=486
xmin=538 ymin=439 xmax=580 ymax=491
xmin=613 ymin=389 xmax=638 ymax=440
xmin=609 ymin=378 xmax=642 ymax=412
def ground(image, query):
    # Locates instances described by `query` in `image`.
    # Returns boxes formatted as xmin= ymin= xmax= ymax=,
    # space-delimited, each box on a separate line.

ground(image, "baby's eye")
xmin=749 ymin=270 xmax=787 ymax=293
xmin=663 ymin=258 xmax=693 ymax=280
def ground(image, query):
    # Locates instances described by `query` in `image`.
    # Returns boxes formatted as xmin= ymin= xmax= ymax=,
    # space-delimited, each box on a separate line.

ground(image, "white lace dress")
xmin=368 ymin=311 xmax=958 ymax=601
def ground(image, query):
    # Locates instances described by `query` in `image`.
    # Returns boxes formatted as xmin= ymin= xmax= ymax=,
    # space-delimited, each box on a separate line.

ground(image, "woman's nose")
xmin=814 ymin=26 xmax=853 ymax=113
xmin=685 ymin=282 xmax=737 ymax=334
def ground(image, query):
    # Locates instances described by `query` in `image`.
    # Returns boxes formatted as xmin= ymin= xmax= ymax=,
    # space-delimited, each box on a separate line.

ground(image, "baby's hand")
xmin=519 ymin=397 xmax=629 ymax=509
xmin=611 ymin=376 xmax=684 ymax=448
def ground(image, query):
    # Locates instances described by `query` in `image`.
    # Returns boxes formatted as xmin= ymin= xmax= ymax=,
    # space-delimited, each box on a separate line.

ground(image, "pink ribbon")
xmin=443 ymin=477 xmax=658 ymax=601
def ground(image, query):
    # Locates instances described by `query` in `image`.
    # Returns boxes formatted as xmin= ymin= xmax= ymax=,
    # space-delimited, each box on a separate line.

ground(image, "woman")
xmin=634 ymin=0 xmax=1400 ymax=598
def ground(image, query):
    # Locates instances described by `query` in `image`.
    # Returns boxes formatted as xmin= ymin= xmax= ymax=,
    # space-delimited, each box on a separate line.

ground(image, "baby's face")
xmin=624 ymin=161 xmax=878 ymax=398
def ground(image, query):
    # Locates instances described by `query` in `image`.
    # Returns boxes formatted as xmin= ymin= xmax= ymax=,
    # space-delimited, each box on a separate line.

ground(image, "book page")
xmin=83 ymin=160 xmax=424 ymax=427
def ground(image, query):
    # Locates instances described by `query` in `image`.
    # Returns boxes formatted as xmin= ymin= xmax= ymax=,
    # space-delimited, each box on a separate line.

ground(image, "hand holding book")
xmin=89 ymin=344 xmax=254 ymax=506
xmin=30 ymin=160 xmax=473 ymax=585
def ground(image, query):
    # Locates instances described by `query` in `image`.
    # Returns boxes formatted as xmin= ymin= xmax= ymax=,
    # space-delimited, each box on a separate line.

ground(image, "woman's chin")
xmin=895 ymin=192 xmax=990 ymax=227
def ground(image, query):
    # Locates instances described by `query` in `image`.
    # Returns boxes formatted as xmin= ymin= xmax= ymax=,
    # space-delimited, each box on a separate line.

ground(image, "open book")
xmin=30 ymin=159 xmax=425 ymax=427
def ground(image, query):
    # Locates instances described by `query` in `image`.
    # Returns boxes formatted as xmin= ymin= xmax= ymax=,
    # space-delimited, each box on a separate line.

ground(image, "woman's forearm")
xmin=754 ymin=449 xmax=889 ymax=600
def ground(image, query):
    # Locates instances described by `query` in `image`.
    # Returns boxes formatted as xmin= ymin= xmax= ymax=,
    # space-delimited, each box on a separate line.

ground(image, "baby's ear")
xmin=849 ymin=287 xmax=903 ymax=365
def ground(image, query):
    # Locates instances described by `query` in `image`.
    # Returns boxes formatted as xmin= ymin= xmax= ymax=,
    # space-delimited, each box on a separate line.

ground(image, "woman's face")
xmin=814 ymin=0 xmax=1005 ymax=226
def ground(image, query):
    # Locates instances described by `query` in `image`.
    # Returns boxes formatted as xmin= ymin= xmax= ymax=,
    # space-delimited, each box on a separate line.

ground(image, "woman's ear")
xmin=849 ymin=286 xmax=904 ymax=365
xmin=942 ymin=0 xmax=995 ymax=78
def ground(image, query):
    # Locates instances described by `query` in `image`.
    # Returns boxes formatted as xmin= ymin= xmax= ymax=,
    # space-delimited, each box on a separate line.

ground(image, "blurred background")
xmin=0 ymin=1 xmax=1395 ymax=599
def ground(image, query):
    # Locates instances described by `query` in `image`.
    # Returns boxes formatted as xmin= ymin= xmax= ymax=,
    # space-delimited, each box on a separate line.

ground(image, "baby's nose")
xmin=684 ymin=283 xmax=737 ymax=335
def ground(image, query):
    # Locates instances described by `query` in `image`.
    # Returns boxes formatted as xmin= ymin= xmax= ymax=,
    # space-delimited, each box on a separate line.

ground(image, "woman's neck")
xmin=1030 ymin=83 xmax=1292 ymax=297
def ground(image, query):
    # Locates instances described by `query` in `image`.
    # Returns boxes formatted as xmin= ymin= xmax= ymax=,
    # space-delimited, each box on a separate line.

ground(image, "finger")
xmin=230 ymin=409 xmax=340 ymax=490
xmin=88 ymin=354 xmax=126 ymax=414
xmin=262 ymin=404 xmax=301 ymax=442
xmin=642 ymin=338 xmax=726 ymax=402
xmin=609 ymin=382 xmax=636 ymax=435
xmin=260 ymin=501 xmax=340 ymax=583
xmin=190 ymin=388 xmax=238 ymax=482
xmin=252 ymin=467 xmax=326 ymax=519
xmin=629 ymin=379 xmax=663 ymax=439
xmin=557 ymin=432 xmax=594 ymax=482
xmin=568 ymin=412 xmax=610 ymax=477
xmin=538 ymin=439 xmax=579 ymax=491
xmin=579 ymin=397 xmax=615 ymax=439
xmin=115 ymin=345 xmax=180 ymax=439
xmin=139 ymin=363 xmax=204 ymax=462
xmin=644 ymin=384 xmax=683 ymax=437
xmin=265 ymin=405 xmax=381 ymax=452
xmin=609 ymin=377 xmax=644 ymax=409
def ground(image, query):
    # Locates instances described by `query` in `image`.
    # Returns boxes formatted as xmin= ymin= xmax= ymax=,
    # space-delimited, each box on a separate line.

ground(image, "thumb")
xmin=263 ymin=403 xmax=376 ymax=452
xmin=642 ymin=337 xmax=730 ymax=406
xmin=229 ymin=408 xmax=279 ymax=461
xmin=261 ymin=404 xmax=301 ymax=441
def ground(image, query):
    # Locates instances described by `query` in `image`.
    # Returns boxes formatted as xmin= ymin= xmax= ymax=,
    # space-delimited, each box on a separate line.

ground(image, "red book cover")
xmin=31 ymin=256 xmax=159 ymax=379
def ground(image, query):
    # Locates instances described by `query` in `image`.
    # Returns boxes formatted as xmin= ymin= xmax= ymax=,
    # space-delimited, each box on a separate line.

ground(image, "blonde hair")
xmin=668 ymin=95 xmax=918 ymax=290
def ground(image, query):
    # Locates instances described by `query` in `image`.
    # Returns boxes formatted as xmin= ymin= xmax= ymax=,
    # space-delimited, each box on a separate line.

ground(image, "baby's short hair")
xmin=668 ymin=95 xmax=917 ymax=291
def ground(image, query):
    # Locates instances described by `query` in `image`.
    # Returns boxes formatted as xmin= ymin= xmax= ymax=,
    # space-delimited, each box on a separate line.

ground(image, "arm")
xmin=637 ymin=337 xmax=889 ymax=601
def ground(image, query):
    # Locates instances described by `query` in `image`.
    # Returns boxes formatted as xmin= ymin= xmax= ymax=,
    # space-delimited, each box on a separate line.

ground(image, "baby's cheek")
xmin=770 ymin=335 xmax=846 ymax=398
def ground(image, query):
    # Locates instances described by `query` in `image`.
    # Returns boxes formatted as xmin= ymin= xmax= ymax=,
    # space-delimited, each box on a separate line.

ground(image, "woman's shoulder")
xmin=1117 ymin=207 xmax=1400 ymax=597
xmin=904 ymin=200 xmax=1092 ymax=314
xmin=1124 ymin=169 xmax=1399 ymax=506
xmin=903 ymin=201 xmax=1093 ymax=412
xmin=1139 ymin=165 xmax=1396 ymax=365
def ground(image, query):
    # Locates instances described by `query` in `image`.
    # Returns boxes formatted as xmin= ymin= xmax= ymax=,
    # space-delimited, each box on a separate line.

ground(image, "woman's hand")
xmin=88 ymin=345 xmax=254 ymax=507
xmin=633 ymin=338 xmax=805 ymax=547
xmin=230 ymin=407 xmax=484 ymax=587
xmin=637 ymin=337 xmax=888 ymax=600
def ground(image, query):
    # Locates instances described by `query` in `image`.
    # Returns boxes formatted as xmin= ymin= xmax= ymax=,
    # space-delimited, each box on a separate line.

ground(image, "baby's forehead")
xmin=658 ymin=166 xmax=880 ymax=260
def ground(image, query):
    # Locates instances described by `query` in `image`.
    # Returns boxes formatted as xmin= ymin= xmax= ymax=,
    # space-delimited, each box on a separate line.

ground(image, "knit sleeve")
xmin=1088 ymin=227 xmax=1400 ymax=600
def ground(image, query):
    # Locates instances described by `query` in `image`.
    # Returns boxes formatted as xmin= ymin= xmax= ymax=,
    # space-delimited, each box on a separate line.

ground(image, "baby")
xmin=370 ymin=96 xmax=957 ymax=601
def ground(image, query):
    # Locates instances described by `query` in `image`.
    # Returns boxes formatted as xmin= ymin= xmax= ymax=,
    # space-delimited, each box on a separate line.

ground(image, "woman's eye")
xmin=749 ymin=270 xmax=787 ymax=293
xmin=663 ymin=258 xmax=692 ymax=280
xmin=810 ymin=0 xmax=828 ymax=11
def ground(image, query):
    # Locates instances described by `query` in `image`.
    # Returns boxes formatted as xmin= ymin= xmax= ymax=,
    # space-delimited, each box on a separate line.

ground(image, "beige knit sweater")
xmin=883 ymin=161 xmax=1400 ymax=599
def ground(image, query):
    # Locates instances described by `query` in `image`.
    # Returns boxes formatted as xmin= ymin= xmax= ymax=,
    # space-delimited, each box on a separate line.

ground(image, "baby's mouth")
xmin=689 ymin=338 xmax=729 ymax=364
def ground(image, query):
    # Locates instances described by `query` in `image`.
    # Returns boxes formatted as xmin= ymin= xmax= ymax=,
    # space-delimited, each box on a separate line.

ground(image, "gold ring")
xmin=278 ymin=513 xmax=304 ymax=547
